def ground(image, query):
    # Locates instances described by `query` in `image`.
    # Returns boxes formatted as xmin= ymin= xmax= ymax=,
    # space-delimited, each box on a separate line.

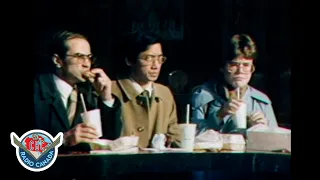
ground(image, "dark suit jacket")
xmin=34 ymin=73 xmax=122 ymax=153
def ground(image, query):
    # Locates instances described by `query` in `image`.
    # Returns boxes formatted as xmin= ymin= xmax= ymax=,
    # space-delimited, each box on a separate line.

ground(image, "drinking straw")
xmin=237 ymin=88 xmax=240 ymax=100
xmin=186 ymin=104 xmax=190 ymax=124
xmin=80 ymin=93 xmax=87 ymax=112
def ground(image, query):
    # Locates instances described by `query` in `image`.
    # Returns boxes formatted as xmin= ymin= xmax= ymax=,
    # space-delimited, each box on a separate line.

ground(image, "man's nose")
xmin=151 ymin=62 xmax=161 ymax=69
xmin=81 ymin=58 xmax=91 ymax=68
xmin=235 ymin=64 xmax=245 ymax=73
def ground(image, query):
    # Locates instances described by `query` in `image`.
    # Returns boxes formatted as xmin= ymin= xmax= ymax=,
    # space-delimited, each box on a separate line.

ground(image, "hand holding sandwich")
xmin=83 ymin=68 xmax=113 ymax=101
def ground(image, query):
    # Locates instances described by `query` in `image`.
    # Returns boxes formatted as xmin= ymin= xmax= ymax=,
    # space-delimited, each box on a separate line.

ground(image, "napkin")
xmin=221 ymin=134 xmax=246 ymax=151
xmin=90 ymin=147 xmax=139 ymax=154
xmin=109 ymin=136 xmax=139 ymax=151
xmin=89 ymin=136 xmax=139 ymax=151
xmin=151 ymin=134 xmax=167 ymax=150
xmin=89 ymin=139 xmax=112 ymax=150
xmin=193 ymin=129 xmax=223 ymax=151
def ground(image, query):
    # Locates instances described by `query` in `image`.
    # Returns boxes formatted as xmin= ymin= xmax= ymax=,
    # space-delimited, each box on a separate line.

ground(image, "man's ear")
xmin=52 ymin=54 xmax=62 ymax=68
xmin=125 ymin=58 xmax=132 ymax=66
xmin=251 ymin=65 xmax=256 ymax=73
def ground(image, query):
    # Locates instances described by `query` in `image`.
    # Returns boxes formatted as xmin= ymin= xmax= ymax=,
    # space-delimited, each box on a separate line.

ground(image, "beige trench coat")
xmin=111 ymin=77 xmax=180 ymax=148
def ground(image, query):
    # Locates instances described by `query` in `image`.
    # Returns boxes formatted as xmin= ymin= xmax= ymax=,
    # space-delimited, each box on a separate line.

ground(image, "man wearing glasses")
xmin=110 ymin=31 xmax=180 ymax=148
xmin=34 ymin=30 xmax=121 ymax=153
xmin=191 ymin=34 xmax=278 ymax=134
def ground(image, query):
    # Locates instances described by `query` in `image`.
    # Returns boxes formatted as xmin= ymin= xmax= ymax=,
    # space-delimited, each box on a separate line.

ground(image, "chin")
xmin=232 ymin=81 xmax=248 ymax=88
xmin=76 ymin=76 xmax=87 ymax=83
xmin=148 ymin=77 xmax=158 ymax=82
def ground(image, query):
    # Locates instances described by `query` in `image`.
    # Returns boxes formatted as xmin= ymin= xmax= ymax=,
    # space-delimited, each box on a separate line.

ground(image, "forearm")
xmin=98 ymin=97 xmax=123 ymax=140
xmin=192 ymin=108 xmax=227 ymax=134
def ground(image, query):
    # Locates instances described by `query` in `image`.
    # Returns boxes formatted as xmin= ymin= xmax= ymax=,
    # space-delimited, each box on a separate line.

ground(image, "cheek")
xmin=224 ymin=72 xmax=233 ymax=81
xmin=67 ymin=64 xmax=79 ymax=70
xmin=66 ymin=64 xmax=82 ymax=73
xmin=244 ymin=74 xmax=252 ymax=81
xmin=140 ymin=66 xmax=151 ymax=75
xmin=133 ymin=65 xmax=148 ymax=76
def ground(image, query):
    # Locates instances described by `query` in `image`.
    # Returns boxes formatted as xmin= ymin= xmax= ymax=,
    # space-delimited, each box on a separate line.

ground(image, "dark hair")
xmin=123 ymin=31 xmax=162 ymax=64
xmin=222 ymin=33 xmax=257 ymax=65
xmin=50 ymin=30 xmax=88 ymax=59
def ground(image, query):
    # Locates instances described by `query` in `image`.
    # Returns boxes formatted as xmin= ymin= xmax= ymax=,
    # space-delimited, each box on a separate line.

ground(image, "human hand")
xmin=63 ymin=123 xmax=99 ymax=146
xmin=83 ymin=68 xmax=113 ymax=101
xmin=218 ymin=99 xmax=244 ymax=119
xmin=247 ymin=111 xmax=268 ymax=126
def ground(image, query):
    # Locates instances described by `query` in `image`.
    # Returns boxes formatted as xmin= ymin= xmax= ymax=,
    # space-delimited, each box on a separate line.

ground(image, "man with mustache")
xmin=34 ymin=30 xmax=121 ymax=153
xmin=191 ymin=34 xmax=278 ymax=134
xmin=110 ymin=31 xmax=180 ymax=148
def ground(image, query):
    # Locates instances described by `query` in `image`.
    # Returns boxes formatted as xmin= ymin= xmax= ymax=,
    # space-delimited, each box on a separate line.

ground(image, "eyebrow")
xmin=143 ymin=53 xmax=163 ymax=56
xmin=231 ymin=61 xmax=252 ymax=63
xmin=74 ymin=53 xmax=92 ymax=55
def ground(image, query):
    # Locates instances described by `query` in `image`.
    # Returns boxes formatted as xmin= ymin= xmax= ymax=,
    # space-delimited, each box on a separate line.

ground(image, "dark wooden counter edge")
xmin=36 ymin=151 xmax=290 ymax=177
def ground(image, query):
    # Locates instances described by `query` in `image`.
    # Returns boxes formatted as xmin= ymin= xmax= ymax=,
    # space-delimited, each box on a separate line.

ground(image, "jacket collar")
xmin=36 ymin=73 xmax=96 ymax=130
xmin=37 ymin=74 xmax=59 ymax=100
xmin=116 ymin=76 xmax=163 ymax=102
xmin=205 ymin=79 xmax=270 ymax=104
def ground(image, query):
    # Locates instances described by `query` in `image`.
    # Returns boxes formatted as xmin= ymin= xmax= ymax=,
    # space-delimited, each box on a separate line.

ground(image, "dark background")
xmin=33 ymin=0 xmax=291 ymax=126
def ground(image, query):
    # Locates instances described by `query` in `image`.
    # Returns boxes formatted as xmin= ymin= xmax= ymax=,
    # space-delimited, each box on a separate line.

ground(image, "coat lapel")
xmin=38 ymin=74 xmax=70 ymax=130
xmin=116 ymin=77 xmax=162 ymax=104
xmin=52 ymin=95 xmax=70 ymax=129
xmin=117 ymin=77 xmax=141 ymax=101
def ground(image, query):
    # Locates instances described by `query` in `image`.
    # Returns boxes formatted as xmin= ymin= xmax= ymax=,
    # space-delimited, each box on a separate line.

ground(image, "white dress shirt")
xmin=129 ymin=77 xmax=153 ymax=97
xmin=52 ymin=74 xmax=114 ymax=108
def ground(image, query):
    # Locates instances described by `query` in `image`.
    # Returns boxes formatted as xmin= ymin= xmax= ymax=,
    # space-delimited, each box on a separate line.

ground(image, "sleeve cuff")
xmin=103 ymin=98 xmax=115 ymax=108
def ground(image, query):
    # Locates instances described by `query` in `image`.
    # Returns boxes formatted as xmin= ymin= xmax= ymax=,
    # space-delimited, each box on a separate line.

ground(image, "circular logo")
xmin=10 ymin=130 xmax=63 ymax=172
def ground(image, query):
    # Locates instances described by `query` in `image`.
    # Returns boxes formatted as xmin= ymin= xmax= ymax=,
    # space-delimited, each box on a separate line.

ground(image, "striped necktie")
xmin=67 ymin=87 xmax=78 ymax=126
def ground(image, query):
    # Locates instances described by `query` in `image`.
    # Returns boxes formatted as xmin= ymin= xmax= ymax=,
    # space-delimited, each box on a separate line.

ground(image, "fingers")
xmin=79 ymin=123 xmax=99 ymax=136
xmin=82 ymin=71 xmax=96 ymax=83
xmin=78 ymin=137 xmax=96 ymax=144
xmin=63 ymin=123 xmax=99 ymax=146
xmin=90 ymin=68 xmax=103 ymax=74
xmin=96 ymin=77 xmax=106 ymax=91
xmin=83 ymin=71 xmax=96 ymax=78
xmin=83 ymin=68 xmax=111 ymax=83
xmin=227 ymin=99 xmax=244 ymax=114
xmin=74 ymin=123 xmax=100 ymax=143
xmin=230 ymin=99 xmax=244 ymax=106
xmin=85 ymin=69 xmax=111 ymax=91
xmin=255 ymin=119 xmax=267 ymax=125
xmin=248 ymin=111 xmax=268 ymax=125
xmin=249 ymin=111 xmax=264 ymax=121
xmin=90 ymin=68 xmax=110 ymax=81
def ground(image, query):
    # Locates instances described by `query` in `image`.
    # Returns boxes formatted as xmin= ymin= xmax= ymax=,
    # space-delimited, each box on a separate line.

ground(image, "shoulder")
xmin=34 ymin=73 xmax=47 ymax=84
xmin=111 ymin=75 xmax=128 ymax=93
xmin=111 ymin=79 xmax=117 ymax=86
xmin=111 ymin=80 xmax=118 ymax=89
xmin=111 ymin=80 xmax=121 ymax=94
xmin=33 ymin=73 xmax=53 ymax=92
xmin=248 ymin=86 xmax=272 ymax=104
xmin=154 ymin=83 xmax=174 ymax=99
xmin=191 ymin=81 xmax=217 ymax=109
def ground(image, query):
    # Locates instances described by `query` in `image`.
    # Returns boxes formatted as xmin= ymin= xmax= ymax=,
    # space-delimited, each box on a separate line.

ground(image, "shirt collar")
xmin=52 ymin=74 xmax=73 ymax=99
xmin=129 ymin=77 xmax=153 ymax=97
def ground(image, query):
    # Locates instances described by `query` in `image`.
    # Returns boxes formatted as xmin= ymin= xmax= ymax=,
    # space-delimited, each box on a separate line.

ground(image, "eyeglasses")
xmin=227 ymin=61 xmax=255 ymax=73
xmin=139 ymin=54 xmax=167 ymax=65
xmin=66 ymin=53 xmax=96 ymax=63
